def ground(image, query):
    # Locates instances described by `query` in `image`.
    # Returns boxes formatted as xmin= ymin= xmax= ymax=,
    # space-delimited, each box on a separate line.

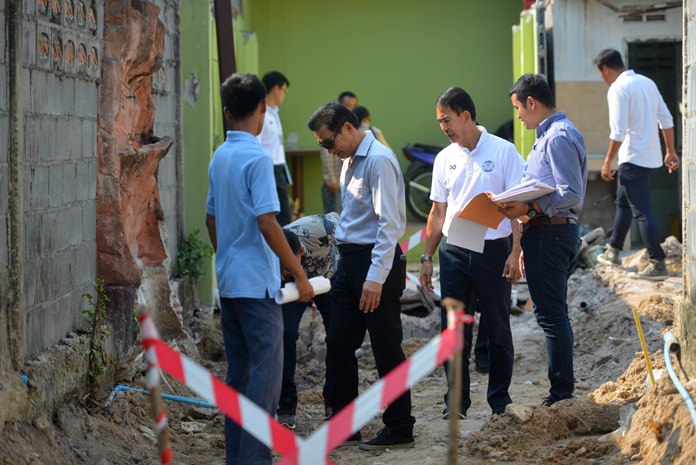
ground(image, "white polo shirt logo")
xmin=481 ymin=160 xmax=495 ymax=172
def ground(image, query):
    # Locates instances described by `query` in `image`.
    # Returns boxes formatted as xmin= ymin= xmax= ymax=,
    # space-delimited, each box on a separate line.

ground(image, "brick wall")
xmin=19 ymin=0 xmax=101 ymax=356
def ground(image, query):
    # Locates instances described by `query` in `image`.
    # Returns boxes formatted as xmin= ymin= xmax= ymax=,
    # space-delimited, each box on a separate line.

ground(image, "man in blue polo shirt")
xmin=501 ymin=73 xmax=587 ymax=407
xmin=205 ymin=73 xmax=313 ymax=465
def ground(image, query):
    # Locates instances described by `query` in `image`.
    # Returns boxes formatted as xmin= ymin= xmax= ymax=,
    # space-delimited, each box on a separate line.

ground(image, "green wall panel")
xmin=244 ymin=0 xmax=520 ymax=215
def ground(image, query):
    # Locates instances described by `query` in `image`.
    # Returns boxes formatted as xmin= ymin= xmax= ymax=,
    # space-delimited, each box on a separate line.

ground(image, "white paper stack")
xmin=490 ymin=179 xmax=555 ymax=203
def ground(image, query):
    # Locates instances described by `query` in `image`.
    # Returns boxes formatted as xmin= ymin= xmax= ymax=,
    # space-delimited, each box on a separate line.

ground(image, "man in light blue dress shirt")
xmin=308 ymin=102 xmax=415 ymax=451
xmin=206 ymin=73 xmax=313 ymax=465
xmin=501 ymin=74 xmax=587 ymax=408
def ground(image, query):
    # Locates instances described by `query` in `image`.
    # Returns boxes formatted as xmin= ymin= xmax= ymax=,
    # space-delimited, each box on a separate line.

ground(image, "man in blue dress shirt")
xmin=308 ymin=102 xmax=415 ymax=451
xmin=501 ymin=74 xmax=588 ymax=407
xmin=205 ymin=73 xmax=313 ymax=465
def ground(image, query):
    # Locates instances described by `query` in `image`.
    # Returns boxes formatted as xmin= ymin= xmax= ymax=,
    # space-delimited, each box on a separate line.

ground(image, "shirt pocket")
xmin=346 ymin=178 xmax=364 ymax=199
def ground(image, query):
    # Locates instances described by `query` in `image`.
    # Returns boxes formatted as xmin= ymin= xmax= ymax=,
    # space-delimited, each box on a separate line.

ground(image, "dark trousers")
xmin=274 ymin=164 xmax=292 ymax=226
xmin=279 ymin=291 xmax=332 ymax=413
xmin=609 ymin=163 xmax=665 ymax=261
xmin=326 ymin=245 xmax=414 ymax=435
xmin=439 ymin=238 xmax=514 ymax=412
xmin=464 ymin=299 xmax=490 ymax=371
xmin=522 ymin=223 xmax=579 ymax=401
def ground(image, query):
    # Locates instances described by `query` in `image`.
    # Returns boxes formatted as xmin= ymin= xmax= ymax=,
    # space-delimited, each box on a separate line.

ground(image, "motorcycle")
xmin=402 ymin=143 xmax=442 ymax=222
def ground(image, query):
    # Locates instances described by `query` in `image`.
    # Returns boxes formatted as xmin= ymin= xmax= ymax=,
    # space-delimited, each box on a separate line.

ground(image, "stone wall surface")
xmin=96 ymin=0 xmax=182 ymax=337
xmin=680 ymin=0 xmax=696 ymax=375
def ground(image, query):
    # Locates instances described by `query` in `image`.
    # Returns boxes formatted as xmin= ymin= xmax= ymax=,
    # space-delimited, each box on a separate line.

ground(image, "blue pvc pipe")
xmin=663 ymin=332 xmax=696 ymax=429
xmin=106 ymin=385 xmax=216 ymax=409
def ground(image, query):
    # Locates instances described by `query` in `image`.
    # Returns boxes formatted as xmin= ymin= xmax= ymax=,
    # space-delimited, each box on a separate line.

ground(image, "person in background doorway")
xmin=258 ymin=71 xmax=293 ymax=225
xmin=593 ymin=49 xmax=679 ymax=280
xmin=206 ymin=73 xmax=313 ymax=465
xmin=353 ymin=105 xmax=392 ymax=151
xmin=338 ymin=90 xmax=358 ymax=110
xmin=501 ymin=73 xmax=587 ymax=407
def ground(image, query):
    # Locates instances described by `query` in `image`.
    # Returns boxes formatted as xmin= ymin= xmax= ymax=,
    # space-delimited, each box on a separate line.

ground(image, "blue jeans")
xmin=220 ymin=297 xmax=283 ymax=465
xmin=609 ymin=163 xmax=665 ymax=261
xmin=522 ymin=223 xmax=579 ymax=401
xmin=279 ymin=291 xmax=332 ymax=413
xmin=439 ymin=238 xmax=514 ymax=413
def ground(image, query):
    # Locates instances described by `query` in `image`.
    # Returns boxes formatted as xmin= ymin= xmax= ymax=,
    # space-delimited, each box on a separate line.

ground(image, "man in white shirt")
xmin=419 ymin=87 xmax=525 ymax=417
xmin=594 ymin=49 xmax=680 ymax=280
xmin=258 ymin=71 xmax=292 ymax=225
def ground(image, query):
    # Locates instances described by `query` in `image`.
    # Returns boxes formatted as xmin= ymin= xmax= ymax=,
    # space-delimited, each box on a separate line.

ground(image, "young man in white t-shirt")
xmin=257 ymin=71 xmax=292 ymax=225
xmin=419 ymin=87 xmax=525 ymax=417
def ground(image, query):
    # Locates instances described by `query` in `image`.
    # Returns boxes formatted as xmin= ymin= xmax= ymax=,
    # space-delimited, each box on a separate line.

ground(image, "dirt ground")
xmin=1 ymin=237 xmax=695 ymax=465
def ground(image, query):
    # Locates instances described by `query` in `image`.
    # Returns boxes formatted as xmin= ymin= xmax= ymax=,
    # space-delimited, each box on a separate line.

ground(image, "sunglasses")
xmin=319 ymin=131 xmax=338 ymax=149
xmin=318 ymin=122 xmax=345 ymax=149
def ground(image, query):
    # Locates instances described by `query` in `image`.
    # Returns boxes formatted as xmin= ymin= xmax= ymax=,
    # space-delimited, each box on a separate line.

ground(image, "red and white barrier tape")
xmin=138 ymin=309 xmax=472 ymax=465
xmin=140 ymin=314 xmax=173 ymax=464
xmin=400 ymin=227 xmax=427 ymax=253
xmin=285 ymin=310 xmax=473 ymax=465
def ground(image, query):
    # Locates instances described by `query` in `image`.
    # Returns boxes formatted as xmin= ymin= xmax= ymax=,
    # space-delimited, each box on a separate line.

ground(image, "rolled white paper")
xmin=275 ymin=276 xmax=331 ymax=304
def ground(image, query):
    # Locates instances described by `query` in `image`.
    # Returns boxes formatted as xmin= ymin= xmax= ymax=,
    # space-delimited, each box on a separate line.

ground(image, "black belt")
xmin=338 ymin=243 xmax=374 ymax=254
xmin=486 ymin=235 xmax=511 ymax=244
xmin=523 ymin=216 xmax=577 ymax=231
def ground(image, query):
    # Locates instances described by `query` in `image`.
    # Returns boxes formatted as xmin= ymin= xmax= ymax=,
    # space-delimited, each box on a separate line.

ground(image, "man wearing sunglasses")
xmin=308 ymin=102 xmax=414 ymax=451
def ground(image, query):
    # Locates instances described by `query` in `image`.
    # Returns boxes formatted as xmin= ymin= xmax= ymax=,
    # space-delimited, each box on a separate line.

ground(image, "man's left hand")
xmin=499 ymin=201 xmax=527 ymax=220
xmin=360 ymin=280 xmax=382 ymax=313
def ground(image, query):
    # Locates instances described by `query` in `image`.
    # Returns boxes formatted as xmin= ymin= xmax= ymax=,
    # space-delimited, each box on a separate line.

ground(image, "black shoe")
xmin=542 ymin=395 xmax=572 ymax=407
xmin=323 ymin=404 xmax=333 ymax=421
xmin=442 ymin=407 xmax=466 ymax=419
xmin=491 ymin=405 xmax=507 ymax=415
xmin=276 ymin=407 xmax=296 ymax=430
xmin=340 ymin=431 xmax=362 ymax=447
xmin=474 ymin=363 xmax=489 ymax=374
xmin=358 ymin=427 xmax=414 ymax=451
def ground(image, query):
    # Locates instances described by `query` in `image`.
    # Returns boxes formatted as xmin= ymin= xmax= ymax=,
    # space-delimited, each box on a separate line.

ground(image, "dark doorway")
xmin=627 ymin=41 xmax=682 ymax=242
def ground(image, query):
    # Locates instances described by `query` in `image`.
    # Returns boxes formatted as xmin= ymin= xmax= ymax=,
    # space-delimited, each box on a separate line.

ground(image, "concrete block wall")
xmin=0 ymin=2 xmax=10 ymax=373
xmin=20 ymin=1 xmax=102 ymax=356
xmin=152 ymin=0 xmax=181 ymax=275
xmin=680 ymin=0 xmax=696 ymax=375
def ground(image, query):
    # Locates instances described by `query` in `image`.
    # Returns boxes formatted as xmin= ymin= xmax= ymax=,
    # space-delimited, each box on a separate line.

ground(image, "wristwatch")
xmin=526 ymin=202 xmax=538 ymax=219
xmin=420 ymin=254 xmax=433 ymax=264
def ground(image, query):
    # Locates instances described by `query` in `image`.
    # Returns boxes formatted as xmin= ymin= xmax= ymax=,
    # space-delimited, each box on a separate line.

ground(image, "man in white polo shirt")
xmin=258 ymin=71 xmax=293 ymax=225
xmin=419 ymin=86 xmax=525 ymax=417
xmin=594 ymin=49 xmax=679 ymax=280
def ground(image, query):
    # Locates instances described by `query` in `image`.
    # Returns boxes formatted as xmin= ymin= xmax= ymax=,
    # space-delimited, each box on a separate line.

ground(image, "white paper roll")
xmin=275 ymin=276 xmax=331 ymax=304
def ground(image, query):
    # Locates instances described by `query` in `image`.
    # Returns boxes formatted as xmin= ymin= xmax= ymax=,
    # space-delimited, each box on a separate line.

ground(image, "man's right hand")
xmin=419 ymin=261 xmax=434 ymax=294
xmin=600 ymin=160 xmax=615 ymax=182
xmin=295 ymin=275 xmax=315 ymax=302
